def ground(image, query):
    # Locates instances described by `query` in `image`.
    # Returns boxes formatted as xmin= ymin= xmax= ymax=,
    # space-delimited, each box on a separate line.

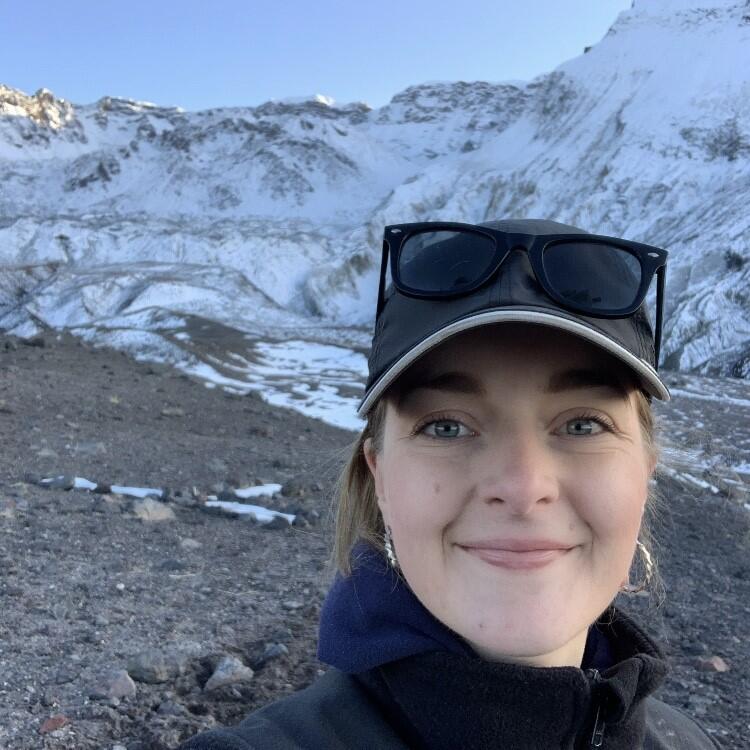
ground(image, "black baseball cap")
xmin=357 ymin=218 xmax=670 ymax=418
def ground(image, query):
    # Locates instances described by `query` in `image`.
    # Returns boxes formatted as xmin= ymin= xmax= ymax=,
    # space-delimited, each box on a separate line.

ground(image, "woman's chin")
xmin=464 ymin=623 xmax=586 ymax=667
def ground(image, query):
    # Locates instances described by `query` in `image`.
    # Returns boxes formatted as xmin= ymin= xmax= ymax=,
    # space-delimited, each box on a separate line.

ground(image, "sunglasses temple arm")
xmin=654 ymin=265 xmax=665 ymax=370
xmin=375 ymin=241 xmax=389 ymax=319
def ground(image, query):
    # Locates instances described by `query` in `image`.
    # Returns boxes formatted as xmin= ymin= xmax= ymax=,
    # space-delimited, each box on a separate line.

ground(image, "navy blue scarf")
xmin=318 ymin=542 xmax=614 ymax=673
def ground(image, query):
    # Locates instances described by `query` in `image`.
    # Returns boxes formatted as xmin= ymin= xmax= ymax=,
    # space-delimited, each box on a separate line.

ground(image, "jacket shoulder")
xmin=644 ymin=697 xmax=721 ymax=750
xmin=178 ymin=669 xmax=409 ymax=750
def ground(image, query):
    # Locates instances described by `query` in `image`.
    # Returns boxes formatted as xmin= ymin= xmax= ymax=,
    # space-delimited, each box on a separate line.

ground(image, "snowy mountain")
xmin=1 ymin=0 xmax=749 ymax=405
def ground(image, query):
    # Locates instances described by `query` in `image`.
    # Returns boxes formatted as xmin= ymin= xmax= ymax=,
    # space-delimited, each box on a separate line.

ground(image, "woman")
xmin=181 ymin=219 xmax=719 ymax=749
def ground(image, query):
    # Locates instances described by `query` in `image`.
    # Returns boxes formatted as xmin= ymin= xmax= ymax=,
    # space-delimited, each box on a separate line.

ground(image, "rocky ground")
xmin=0 ymin=331 xmax=747 ymax=750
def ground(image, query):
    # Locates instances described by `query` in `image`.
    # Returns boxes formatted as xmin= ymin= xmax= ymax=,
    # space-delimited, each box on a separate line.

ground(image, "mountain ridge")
xmin=1 ymin=0 xmax=749 ymax=380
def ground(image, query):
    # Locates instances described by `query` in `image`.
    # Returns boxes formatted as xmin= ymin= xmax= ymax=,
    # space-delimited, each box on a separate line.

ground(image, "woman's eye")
xmin=565 ymin=417 xmax=608 ymax=436
xmin=420 ymin=419 xmax=471 ymax=439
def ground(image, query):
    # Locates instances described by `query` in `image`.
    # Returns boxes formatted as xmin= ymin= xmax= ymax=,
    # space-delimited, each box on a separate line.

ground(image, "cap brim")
xmin=357 ymin=309 xmax=670 ymax=418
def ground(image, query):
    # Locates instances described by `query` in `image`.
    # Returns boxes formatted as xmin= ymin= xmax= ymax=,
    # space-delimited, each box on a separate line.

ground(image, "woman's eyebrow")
xmin=395 ymin=371 xmax=486 ymax=410
xmin=545 ymin=368 xmax=630 ymax=400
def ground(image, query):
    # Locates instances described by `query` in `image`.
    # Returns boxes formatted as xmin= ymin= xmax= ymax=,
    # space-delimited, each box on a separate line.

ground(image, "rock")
xmin=154 ymin=557 xmax=189 ymax=573
xmin=204 ymin=655 xmax=254 ymax=692
xmin=281 ymin=599 xmax=304 ymax=611
xmin=53 ymin=667 xmax=79 ymax=685
xmin=281 ymin=478 xmax=306 ymax=497
xmin=204 ymin=504 xmax=241 ymax=520
xmin=45 ymin=474 xmax=75 ymax=490
xmin=0 ymin=499 xmax=17 ymax=519
xmin=91 ymin=669 xmax=137 ymax=700
xmin=127 ymin=650 xmax=183 ymax=684
xmin=23 ymin=336 xmax=46 ymax=348
xmin=207 ymin=457 xmax=228 ymax=474
xmin=157 ymin=700 xmax=190 ymax=716
xmin=36 ymin=447 xmax=59 ymax=459
xmin=127 ymin=644 xmax=199 ymax=684
xmin=262 ymin=515 xmax=291 ymax=530
xmin=695 ymin=655 xmax=730 ymax=672
xmin=681 ymin=639 xmax=708 ymax=656
xmin=75 ymin=440 xmax=108 ymax=456
xmin=108 ymin=670 xmax=137 ymax=699
xmin=160 ymin=406 xmax=185 ymax=417
xmin=132 ymin=498 xmax=176 ymax=522
xmin=39 ymin=714 xmax=69 ymax=734
xmin=93 ymin=494 xmax=122 ymax=515
xmin=248 ymin=642 xmax=290 ymax=669
xmin=269 ymin=627 xmax=294 ymax=643
xmin=180 ymin=537 xmax=202 ymax=551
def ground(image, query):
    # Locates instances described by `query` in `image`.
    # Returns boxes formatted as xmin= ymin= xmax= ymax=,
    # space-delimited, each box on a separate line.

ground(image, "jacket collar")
xmin=366 ymin=608 xmax=668 ymax=750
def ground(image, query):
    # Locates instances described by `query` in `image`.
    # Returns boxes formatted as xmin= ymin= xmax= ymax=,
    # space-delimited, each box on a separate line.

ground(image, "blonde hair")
xmin=332 ymin=388 xmax=664 ymax=602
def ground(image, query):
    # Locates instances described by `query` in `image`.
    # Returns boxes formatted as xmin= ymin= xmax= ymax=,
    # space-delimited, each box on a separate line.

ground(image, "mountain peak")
xmin=0 ymin=84 xmax=74 ymax=129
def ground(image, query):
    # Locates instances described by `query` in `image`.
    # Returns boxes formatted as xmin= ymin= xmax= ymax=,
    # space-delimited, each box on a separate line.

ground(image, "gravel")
xmin=0 ymin=331 xmax=746 ymax=749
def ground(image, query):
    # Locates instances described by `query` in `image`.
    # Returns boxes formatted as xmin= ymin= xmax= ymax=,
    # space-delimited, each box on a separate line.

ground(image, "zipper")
xmin=585 ymin=668 xmax=606 ymax=748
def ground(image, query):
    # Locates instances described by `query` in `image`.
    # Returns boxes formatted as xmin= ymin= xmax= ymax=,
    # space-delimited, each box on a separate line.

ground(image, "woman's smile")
xmin=457 ymin=543 xmax=577 ymax=570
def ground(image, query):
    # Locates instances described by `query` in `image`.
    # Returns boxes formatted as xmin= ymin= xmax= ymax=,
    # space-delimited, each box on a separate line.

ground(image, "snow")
xmin=205 ymin=484 xmax=294 ymax=523
xmin=38 ymin=476 xmax=294 ymax=521
xmin=204 ymin=500 xmax=294 ymax=524
xmin=110 ymin=485 xmax=164 ymax=499
xmin=106 ymin=336 xmax=368 ymax=431
xmin=40 ymin=476 xmax=163 ymax=498
xmin=668 ymin=388 xmax=750 ymax=409
xmin=74 ymin=477 xmax=97 ymax=490
xmin=233 ymin=483 xmax=282 ymax=499
xmin=660 ymin=466 xmax=721 ymax=494
xmin=1 ymin=0 xmax=750 ymax=431
xmin=277 ymin=94 xmax=336 ymax=106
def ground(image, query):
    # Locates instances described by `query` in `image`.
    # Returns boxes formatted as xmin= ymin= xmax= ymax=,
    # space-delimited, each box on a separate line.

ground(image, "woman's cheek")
xmin=384 ymin=457 xmax=462 ymax=530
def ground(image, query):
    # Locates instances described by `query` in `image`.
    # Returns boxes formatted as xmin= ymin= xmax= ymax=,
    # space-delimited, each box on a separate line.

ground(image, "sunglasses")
xmin=376 ymin=221 xmax=668 ymax=367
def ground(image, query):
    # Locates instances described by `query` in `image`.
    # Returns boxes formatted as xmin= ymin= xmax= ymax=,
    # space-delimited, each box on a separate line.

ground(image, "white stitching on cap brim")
xmin=357 ymin=310 xmax=671 ymax=418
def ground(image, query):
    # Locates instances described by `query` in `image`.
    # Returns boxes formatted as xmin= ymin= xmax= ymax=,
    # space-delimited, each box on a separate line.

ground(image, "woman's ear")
xmin=363 ymin=437 xmax=387 ymax=514
xmin=363 ymin=437 xmax=377 ymax=477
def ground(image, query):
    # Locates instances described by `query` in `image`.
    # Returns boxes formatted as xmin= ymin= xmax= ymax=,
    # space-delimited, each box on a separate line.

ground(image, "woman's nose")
xmin=477 ymin=434 xmax=560 ymax=515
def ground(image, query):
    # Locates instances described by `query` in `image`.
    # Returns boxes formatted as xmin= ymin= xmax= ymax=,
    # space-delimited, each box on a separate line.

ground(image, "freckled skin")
xmin=364 ymin=324 xmax=654 ymax=669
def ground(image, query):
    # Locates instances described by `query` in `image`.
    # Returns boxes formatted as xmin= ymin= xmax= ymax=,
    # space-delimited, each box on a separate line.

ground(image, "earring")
xmin=384 ymin=525 xmax=399 ymax=570
xmin=620 ymin=540 xmax=654 ymax=594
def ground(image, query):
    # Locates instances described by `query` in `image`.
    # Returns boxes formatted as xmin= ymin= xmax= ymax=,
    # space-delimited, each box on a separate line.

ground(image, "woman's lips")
xmin=459 ymin=545 xmax=573 ymax=570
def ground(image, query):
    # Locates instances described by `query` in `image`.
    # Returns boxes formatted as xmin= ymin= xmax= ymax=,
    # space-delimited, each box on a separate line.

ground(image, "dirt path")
xmin=0 ymin=332 xmax=747 ymax=749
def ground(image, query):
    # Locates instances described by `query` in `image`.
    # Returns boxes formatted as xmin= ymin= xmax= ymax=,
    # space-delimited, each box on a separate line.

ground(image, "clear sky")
xmin=1 ymin=0 xmax=632 ymax=111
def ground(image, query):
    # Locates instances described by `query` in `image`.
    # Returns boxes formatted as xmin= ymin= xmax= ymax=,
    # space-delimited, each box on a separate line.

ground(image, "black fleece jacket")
xmin=181 ymin=545 xmax=719 ymax=749
xmin=179 ymin=606 xmax=719 ymax=750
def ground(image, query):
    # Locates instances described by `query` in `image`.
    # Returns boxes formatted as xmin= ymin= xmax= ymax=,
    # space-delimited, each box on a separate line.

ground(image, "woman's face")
xmin=364 ymin=324 xmax=655 ymax=668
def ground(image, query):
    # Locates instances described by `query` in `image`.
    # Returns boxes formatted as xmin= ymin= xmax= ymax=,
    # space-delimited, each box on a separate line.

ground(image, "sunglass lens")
xmin=398 ymin=230 xmax=496 ymax=292
xmin=542 ymin=241 xmax=643 ymax=312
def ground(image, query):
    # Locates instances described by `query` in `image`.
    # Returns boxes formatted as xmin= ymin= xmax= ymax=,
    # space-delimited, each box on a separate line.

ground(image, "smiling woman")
xmin=180 ymin=219 xmax=719 ymax=750
xmin=363 ymin=325 xmax=655 ymax=669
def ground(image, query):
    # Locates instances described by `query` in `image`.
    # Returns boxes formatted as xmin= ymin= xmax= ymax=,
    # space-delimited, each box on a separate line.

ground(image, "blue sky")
xmin=1 ymin=0 xmax=632 ymax=111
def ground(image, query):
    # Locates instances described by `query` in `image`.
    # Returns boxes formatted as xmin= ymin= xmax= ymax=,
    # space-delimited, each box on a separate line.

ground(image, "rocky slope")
xmin=0 ymin=333 xmax=747 ymax=749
